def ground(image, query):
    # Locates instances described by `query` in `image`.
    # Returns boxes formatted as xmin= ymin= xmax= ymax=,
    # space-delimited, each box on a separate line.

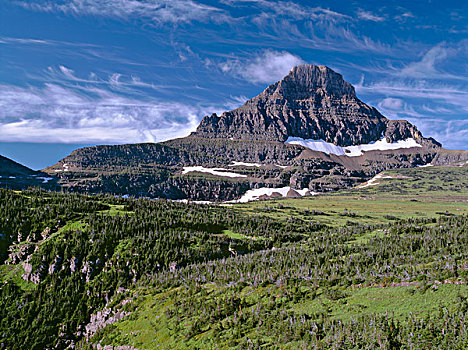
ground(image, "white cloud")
xmin=378 ymin=98 xmax=403 ymax=110
xmin=220 ymin=50 xmax=305 ymax=84
xmin=0 ymin=82 xmax=206 ymax=143
xmin=400 ymin=44 xmax=450 ymax=78
xmin=17 ymin=0 xmax=228 ymax=24
xmin=357 ymin=10 xmax=385 ymax=22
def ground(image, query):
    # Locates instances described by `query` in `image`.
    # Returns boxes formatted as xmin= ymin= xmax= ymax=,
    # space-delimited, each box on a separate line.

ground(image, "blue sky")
xmin=0 ymin=0 xmax=467 ymax=169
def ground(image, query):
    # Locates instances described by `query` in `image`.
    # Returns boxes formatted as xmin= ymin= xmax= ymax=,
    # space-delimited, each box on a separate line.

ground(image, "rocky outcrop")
xmin=429 ymin=149 xmax=468 ymax=166
xmin=384 ymin=120 xmax=440 ymax=148
xmin=84 ymin=306 xmax=131 ymax=341
xmin=193 ymin=65 xmax=440 ymax=148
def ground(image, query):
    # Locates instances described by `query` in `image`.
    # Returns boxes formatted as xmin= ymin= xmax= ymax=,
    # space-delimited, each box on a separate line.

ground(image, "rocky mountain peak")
xmin=270 ymin=65 xmax=356 ymax=100
xmin=193 ymin=64 xmax=440 ymax=148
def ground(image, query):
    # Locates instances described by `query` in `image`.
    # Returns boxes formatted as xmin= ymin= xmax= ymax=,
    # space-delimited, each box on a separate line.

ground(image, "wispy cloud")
xmin=256 ymin=1 xmax=349 ymax=22
xmin=12 ymin=1 xmax=406 ymax=58
xmin=399 ymin=44 xmax=452 ymax=79
xmin=41 ymin=65 xmax=158 ymax=94
xmin=0 ymin=60 xmax=251 ymax=144
xmin=16 ymin=0 xmax=229 ymax=24
xmin=378 ymin=97 xmax=403 ymax=110
xmin=405 ymin=118 xmax=468 ymax=150
xmin=356 ymin=79 xmax=468 ymax=112
xmin=0 ymin=36 xmax=53 ymax=45
xmin=219 ymin=50 xmax=304 ymax=84
xmin=357 ymin=10 xmax=385 ymax=22
xmin=376 ymin=98 xmax=468 ymax=149
xmin=0 ymin=35 xmax=99 ymax=48
xmin=0 ymin=82 xmax=208 ymax=143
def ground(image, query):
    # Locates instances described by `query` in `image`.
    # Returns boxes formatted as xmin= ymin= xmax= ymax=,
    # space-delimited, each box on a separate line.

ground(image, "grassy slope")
xmin=99 ymin=284 xmax=466 ymax=349
xmin=231 ymin=166 xmax=468 ymax=227
xmin=90 ymin=165 xmax=468 ymax=349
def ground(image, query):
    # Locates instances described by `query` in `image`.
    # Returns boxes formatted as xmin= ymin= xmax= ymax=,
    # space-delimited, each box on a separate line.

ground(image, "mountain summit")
xmin=193 ymin=65 xmax=440 ymax=148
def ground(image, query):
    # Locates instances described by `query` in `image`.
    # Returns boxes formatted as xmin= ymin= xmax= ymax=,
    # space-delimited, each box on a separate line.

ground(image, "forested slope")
xmin=0 ymin=185 xmax=466 ymax=349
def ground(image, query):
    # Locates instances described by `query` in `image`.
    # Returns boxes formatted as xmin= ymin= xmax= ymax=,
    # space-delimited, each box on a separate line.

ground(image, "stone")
xmin=286 ymin=189 xmax=301 ymax=198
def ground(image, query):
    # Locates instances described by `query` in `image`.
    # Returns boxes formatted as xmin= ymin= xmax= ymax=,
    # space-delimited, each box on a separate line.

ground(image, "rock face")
xmin=193 ymin=65 xmax=440 ymax=148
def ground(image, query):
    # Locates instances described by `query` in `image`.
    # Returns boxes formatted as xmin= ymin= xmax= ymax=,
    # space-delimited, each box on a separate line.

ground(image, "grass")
xmin=347 ymin=229 xmax=386 ymax=245
xmin=93 ymin=282 xmax=467 ymax=350
xmin=292 ymin=284 xmax=467 ymax=322
xmin=49 ymin=220 xmax=87 ymax=240
xmin=99 ymin=204 xmax=134 ymax=216
xmin=96 ymin=290 xmax=184 ymax=349
xmin=0 ymin=264 xmax=35 ymax=291
xmin=10 ymin=165 xmax=466 ymax=348
xmin=222 ymin=229 xmax=264 ymax=241
xmin=233 ymin=166 xmax=468 ymax=227
xmin=234 ymin=196 xmax=467 ymax=227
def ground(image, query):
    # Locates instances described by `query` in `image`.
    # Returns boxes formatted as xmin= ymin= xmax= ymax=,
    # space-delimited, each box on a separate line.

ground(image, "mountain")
xmin=44 ymin=65 xmax=467 ymax=201
xmin=193 ymin=65 xmax=440 ymax=148
xmin=0 ymin=155 xmax=59 ymax=190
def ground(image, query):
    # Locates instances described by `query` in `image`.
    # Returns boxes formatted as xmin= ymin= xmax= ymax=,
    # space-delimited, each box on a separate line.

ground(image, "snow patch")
xmin=286 ymin=137 xmax=422 ymax=157
xmin=417 ymin=163 xmax=434 ymax=168
xmin=229 ymin=161 xmax=262 ymax=167
xmin=182 ymin=166 xmax=247 ymax=178
xmin=178 ymin=199 xmax=214 ymax=205
xmin=231 ymin=186 xmax=316 ymax=203
xmin=37 ymin=177 xmax=53 ymax=183
xmin=358 ymin=172 xmax=410 ymax=188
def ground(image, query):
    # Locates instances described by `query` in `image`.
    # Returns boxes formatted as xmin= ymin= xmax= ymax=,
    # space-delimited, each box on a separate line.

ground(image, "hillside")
xmin=0 ymin=165 xmax=466 ymax=349
xmin=0 ymin=155 xmax=59 ymax=191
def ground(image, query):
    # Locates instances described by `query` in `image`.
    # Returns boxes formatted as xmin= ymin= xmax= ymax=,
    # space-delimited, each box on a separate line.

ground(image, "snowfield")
xmin=37 ymin=177 xmax=53 ymax=184
xmin=231 ymin=186 xmax=315 ymax=203
xmin=286 ymin=137 xmax=422 ymax=157
xmin=182 ymin=166 xmax=247 ymax=178
xmin=229 ymin=161 xmax=262 ymax=167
